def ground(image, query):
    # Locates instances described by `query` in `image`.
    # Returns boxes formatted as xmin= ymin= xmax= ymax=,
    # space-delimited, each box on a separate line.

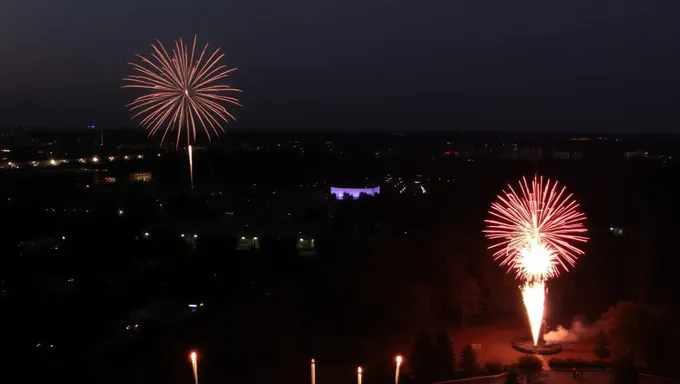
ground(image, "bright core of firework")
xmin=516 ymin=239 xmax=558 ymax=282
xmin=484 ymin=175 xmax=588 ymax=346
xmin=485 ymin=176 xmax=588 ymax=278
xmin=122 ymin=35 xmax=241 ymax=147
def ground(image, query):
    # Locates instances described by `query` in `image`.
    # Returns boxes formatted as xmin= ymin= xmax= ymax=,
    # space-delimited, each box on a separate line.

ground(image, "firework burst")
xmin=484 ymin=175 xmax=588 ymax=345
xmin=122 ymin=35 xmax=241 ymax=188
xmin=485 ymin=175 xmax=588 ymax=280
xmin=123 ymin=35 xmax=241 ymax=146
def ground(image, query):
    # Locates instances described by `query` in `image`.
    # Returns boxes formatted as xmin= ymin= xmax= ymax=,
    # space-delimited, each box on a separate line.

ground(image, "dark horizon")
xmin=2 ymin=1 xmax=680 ymax=132
xmin=6 ymin=126 xmax=680 ymax=136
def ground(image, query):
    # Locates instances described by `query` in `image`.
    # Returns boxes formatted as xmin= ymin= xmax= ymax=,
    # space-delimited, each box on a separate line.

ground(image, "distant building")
xmin=296 ymin=237 xmax=316 ymax=256
xmin=609 ymin=227 xmax=624 ymax=236
xmin=330 ymin=186 xmax=380 ymax=199
xmin=130 ymin=172 xmax=152 ymax=182
xmin=519 ymin=147 xmax=543 ymax=161
xmin=236 ymin=236 xmax=260 ymax=251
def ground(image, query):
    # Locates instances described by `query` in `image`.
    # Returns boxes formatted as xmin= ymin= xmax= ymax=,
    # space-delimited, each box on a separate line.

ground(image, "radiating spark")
xmin=123 ymin=35 xmax=241 ymax=147
xmin=484 ymin=175 xmax=588 ymax=346
xmin=484 ymin=175 xmax=588 ymax=277
xmin=122 ymin=35 xmax=241 ymax=188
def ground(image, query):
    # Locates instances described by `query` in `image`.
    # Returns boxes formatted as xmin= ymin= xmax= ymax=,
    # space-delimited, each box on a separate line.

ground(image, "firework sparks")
xmin=521 ymin=281 xmax=546 ymax=345
xmin=122 ymin=35 xmax=241 ymax=188
xmin=485 ymin=175 xmax=588 ymax=279
xmin=484 ymin=175 xmax=588 ymax=345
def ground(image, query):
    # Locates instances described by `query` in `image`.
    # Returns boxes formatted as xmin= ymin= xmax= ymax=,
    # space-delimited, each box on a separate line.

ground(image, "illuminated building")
xmin=237 ymin=236 xmax=260 ymax=251
xmin=329 ymin=186 xmax=380 ymax=199
xmin=296 ymin=237 xmax=316 ymax=256
xmin=130 ymin=172 xmax=152 ymax=182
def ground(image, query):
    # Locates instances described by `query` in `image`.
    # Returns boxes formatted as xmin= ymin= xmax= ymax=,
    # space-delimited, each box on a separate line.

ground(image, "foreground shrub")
xmin=549 ymin=358 xmax=610 ymax=369
xmin=484 ymin=361 xmax=505 ymax=374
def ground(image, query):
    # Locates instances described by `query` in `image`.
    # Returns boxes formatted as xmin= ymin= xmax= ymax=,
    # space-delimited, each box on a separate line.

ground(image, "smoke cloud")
xmin=543 ymin=319 xmax=603 ymax=343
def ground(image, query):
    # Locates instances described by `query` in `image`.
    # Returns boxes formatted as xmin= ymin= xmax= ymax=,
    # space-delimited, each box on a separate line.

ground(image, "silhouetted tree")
xmin=484 ymin=361 xmax=505 ymax=375
xmin=593 ymin=330 xmax=611 ymax=360
xmin=432 ymin=329 xmax=455 ymax=380
xmin=601 ymin=301 xmax=643 ymax=358
xmin=481 ymin=265 xmax=519 ymax=317
xmin=516 ymin=355 xmax=542 ymax=384
xmin=504 ymin=364 xmax=519 ymax=384
xmin=453 ymin=276 xmax=483 ymax=327
xmin=459 ymin=344 xmax=479 ymax=376
xmin=395 ymin=282 xmax=432 ymax=334
xmin=611 ymin=352 xmax=638 ymax=384
xmin=410 ymin=327 xmax=434 ymax=384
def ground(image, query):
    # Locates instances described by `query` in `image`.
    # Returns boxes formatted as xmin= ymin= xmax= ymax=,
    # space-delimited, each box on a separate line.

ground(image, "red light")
xmin=85 ymin=185 xmax=90 ymax=188
xmin=61 ymin=236 xmax=66 ymax=240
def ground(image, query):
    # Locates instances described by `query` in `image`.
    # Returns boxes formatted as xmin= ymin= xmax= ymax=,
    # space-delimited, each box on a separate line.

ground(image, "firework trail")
xmin=484 ymin=175 xmax=588 ymax=345
xmin=122 ymin=35 xmax=241 ymax=188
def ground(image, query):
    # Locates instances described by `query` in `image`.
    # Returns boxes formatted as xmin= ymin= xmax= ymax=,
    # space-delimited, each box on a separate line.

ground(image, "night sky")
xmin=1 ymin=0 xmax=680 ymax=132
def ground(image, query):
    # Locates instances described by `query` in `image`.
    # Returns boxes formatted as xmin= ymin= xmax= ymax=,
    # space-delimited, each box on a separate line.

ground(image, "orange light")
xmin=396 ymin=355 xmax=403 ymax=364
xmin=357 ymin=367 xmax=362 ymax=374
xmin=311 ymin=358 xmax=315 ymax=364
xmin=190 ymin=351 xmax=197 ymax=361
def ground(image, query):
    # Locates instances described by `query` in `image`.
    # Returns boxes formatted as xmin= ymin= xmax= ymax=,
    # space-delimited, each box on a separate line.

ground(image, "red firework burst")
xmin=484 ymin=175 xmax=588 ymax=277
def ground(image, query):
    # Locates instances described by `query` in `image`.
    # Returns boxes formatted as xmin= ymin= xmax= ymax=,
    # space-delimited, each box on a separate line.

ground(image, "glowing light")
xmin=521 ymin=281 xmax=546 ymax=346
xmin=484 ymin=175 xmax=588 ymax=345
xmin=311 ymin=359 xmax=316 ymax=384
xmin=516 ymin=239 xmax=558 ymax=282
xmin=395 ymin=355 xmax=403 ymax=384
xmin=188 ymin=144 xmax=194 ymax=189
xmin=330 ymin=187 xmax=380 ymax=199
xmin=485 ymin=175 xmax=587 ymax=276
xmin=123 ymin=35 xmax=241 ymax=187
xmin=190 ymin=351 xmax=199 ymax=384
